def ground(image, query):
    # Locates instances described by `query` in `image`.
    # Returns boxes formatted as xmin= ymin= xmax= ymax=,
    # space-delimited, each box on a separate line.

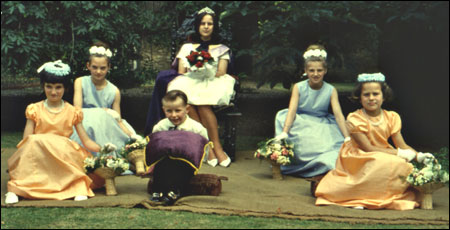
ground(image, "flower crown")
xmin=303 ymin=49 xmax=327 ymax=60
xmin=89 ymin=46 xmax=113 ymax=58
xmin=357 ymin=73 xmax=385 ymax=82
xmin=198 ymin=7 xmax=215 ymax=15
xmin=37 ymin=60 xmax=71 ymax=77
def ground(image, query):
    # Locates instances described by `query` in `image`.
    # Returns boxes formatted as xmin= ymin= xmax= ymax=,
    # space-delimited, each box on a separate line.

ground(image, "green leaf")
xmin=17 ymin=3 xmax=25 ymax=14
xmin=241 ymin=8 xmax=248 ymax=16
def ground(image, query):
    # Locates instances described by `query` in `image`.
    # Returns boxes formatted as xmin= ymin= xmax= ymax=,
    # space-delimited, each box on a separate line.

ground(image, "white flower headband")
xmin=303 ymin=49 xmax=327 ymax=60
xmin=37 ymin=60 xmax=71 ymax=77
xmin=89 ymin=46 xmax=113 ymax=58
xmin=357 ymin=73 xmax=386 ymax=82
xmin=198 ymin=7 xmax=215 ymax=15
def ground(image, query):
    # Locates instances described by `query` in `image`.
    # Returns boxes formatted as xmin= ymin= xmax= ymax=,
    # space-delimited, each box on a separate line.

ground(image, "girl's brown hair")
xmin=351 ymin=81 xmax=394 ymax=103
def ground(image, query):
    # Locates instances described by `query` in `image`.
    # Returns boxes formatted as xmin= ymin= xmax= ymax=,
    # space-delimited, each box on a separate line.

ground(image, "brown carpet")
xmin=1 ymin=148 xmax=449 ymax=225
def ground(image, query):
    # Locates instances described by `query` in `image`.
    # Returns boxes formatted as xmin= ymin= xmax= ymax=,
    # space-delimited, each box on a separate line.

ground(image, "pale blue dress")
xmin=70 ymin=76 xmax=136 ymax=156
xmin=275 ymin=80 xmax=344 ymax=177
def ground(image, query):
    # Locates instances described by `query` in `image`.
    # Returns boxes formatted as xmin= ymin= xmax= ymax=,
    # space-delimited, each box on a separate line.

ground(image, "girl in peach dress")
xmin=315 ymin=73 xmax=432 ymax=210
xmin=5 ymin=61 xmax=102 ymax=204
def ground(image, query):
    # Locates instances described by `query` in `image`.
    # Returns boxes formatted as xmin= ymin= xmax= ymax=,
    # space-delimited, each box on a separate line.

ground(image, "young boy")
xmin=152 ymin=90 xmax=208 ymax=138
xmin=149 ymin=90 xmax=209 ymax=205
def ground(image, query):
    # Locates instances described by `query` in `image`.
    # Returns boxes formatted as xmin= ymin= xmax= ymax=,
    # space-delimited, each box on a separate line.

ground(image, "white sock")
xmin=74 ymin=195 xmax=88 ymax=201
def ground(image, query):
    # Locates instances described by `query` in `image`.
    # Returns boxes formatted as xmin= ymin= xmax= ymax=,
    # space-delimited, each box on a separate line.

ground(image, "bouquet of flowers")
xmin=254 ymin=138 xmax=294 ymax=180
xmin=83 ymin=143 xmax=130 ymax=196
xmin=185 ymin=50 xmax=215 ymax=78
xmin=119 ymin=135 xmax=148 ymax=175
xmin=407 ymin=157 xmax=449 ymax=186
xmin=84 ymin=143 xmax=130 ymax=174
xmin=405 ymin=155 xmax=449 ymax=209
xmin=186 ymin=50 xmax=213 ymax=70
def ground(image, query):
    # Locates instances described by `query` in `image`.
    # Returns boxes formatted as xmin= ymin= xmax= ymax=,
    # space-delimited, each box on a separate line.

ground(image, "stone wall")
xmin=140 ymin=39 xmax=172 ymax=71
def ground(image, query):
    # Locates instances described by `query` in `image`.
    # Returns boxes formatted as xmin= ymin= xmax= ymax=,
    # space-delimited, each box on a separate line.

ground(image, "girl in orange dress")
xmin=5 ymin=61 xmax=102 ymax=204
xmin=315 ymin=73 xmax=432 ymax=210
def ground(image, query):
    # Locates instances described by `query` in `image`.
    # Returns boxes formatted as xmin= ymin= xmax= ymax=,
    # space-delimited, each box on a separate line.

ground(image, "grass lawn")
xmin=1 ymin=132 xmax=448 ymax=229
xmin=1 ymin=207 xmax=449 ymax=229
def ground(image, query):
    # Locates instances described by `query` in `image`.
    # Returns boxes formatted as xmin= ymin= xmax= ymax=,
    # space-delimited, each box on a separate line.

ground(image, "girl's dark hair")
xmin=162 ymin=90 xmax=188 ymax=106
xmin=351 ymin=81 xmax=394 ymax=103
xmin=39 ymin=69 xmax=71 ymax=89
xmin=190 ymin=12 xmax=221 ymax=44
xmin=89 ymin=41 xmax=111 ymax=64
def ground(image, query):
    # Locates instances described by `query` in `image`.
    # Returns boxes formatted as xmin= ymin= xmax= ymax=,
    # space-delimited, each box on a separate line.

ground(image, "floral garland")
xmin=303 ymin=49 xmax=327 ymax=60
xmin=357 ymin=72 xmax=385 ymax=83
xmin=89 ymin=46 xmax=113 ymax=58
xmin=254 ymin=138 xmax=295 ymax=165
xmin=84 ymin=143 xmax=130 ymax=174
xmin=406 ymin=156 xmax=449 ymax=186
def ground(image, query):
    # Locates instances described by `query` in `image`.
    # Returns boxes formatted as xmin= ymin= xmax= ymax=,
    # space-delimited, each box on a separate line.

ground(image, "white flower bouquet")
xmin=84 ymin=143 xmax=130 ymax=175
xmin=407 ymin=158 xmax=449 ymax=186
xmin=119 ymin=135 xmax=148 ymax=176
xmin=254 ymin=138 xmax=294 ymax=180
xmin=84 ymin=143 xmax=130 ymax=196
xmin=406 ymin=156 xmax=449 ymax=209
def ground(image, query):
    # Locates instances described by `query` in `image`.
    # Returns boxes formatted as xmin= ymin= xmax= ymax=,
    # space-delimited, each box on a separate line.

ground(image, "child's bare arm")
xmin=330 ymin=88 xmax=350 ymax=139
xmin=75 ymin=123 xmax=101 ymax=152
xmin=23 ymin=119 xmax=35 ymax=140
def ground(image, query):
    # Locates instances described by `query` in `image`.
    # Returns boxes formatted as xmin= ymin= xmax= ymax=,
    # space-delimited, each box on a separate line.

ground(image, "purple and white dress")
xmin=168 ymin=44 xmax=235 ymax=106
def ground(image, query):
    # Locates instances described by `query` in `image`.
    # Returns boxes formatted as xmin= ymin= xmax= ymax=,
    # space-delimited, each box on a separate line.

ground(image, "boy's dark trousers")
xmin=152 ymin=157 xmax=195 ymax=195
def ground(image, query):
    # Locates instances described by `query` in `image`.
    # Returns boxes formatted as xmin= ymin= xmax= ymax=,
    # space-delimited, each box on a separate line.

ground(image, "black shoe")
xmin=150 ymin=192 xmax=163 ymax=202
xmin=162 ymin=190 xmax=180 ymax=206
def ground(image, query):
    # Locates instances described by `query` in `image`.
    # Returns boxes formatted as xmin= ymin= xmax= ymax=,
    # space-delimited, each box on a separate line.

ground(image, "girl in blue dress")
xmin=274 ymin=44 xmax=350 ymax=179
xmin=70 ymin=41 xmax=136 ymax=156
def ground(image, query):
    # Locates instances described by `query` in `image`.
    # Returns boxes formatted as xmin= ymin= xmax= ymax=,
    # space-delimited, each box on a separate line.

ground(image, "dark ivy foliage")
xmin=1 ymin=1 xmax=448 ymax=88
xmin=1 ymin=1 xmax=174 ymax=88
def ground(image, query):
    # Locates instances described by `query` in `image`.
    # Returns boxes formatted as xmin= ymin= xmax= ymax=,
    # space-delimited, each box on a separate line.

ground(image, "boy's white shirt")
xmin=152 ymin=115 xmax=208 ymax=140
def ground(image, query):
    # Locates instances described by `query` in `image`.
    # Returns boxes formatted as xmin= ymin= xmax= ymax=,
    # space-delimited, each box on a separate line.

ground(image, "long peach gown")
xmin=7 ymin=101 xmax=95 ymax=200
xmin=315 ymin=109 xmax=419 ymax=210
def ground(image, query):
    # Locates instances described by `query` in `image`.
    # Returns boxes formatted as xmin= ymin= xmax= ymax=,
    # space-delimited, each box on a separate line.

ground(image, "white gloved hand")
xmin=101 ymin=143 xmax=117 ymax=153
xmin=130 ymin=134 xmax=144 ymax=142
xmin=106 ymin=109 xmax=121 ymax=121
xmin=397 ymin=148 xmax=416 ymax=162
xmin=417 ymin=152 xmax=434 ymax=163
xmin=344 ymin=136 xmax=351 ymax=143
xmin=274 ymin=132 xmax=288 ymax=141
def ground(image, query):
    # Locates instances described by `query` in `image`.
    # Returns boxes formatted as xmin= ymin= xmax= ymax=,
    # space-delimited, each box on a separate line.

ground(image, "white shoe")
xmin=74 ymin=195 xmax=88 ymax=201
xmin=5 ymin=192 xmax=19 ymax=204
xmin=207 ymin=159 xmax=218 ymax=167
xmin=219 ymin=152 xmax=231 ymax=168
xmin=121 ymin=169 xmax=134 ymax=176
xmin=352 ymin=206 xmax=364 ymax=210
